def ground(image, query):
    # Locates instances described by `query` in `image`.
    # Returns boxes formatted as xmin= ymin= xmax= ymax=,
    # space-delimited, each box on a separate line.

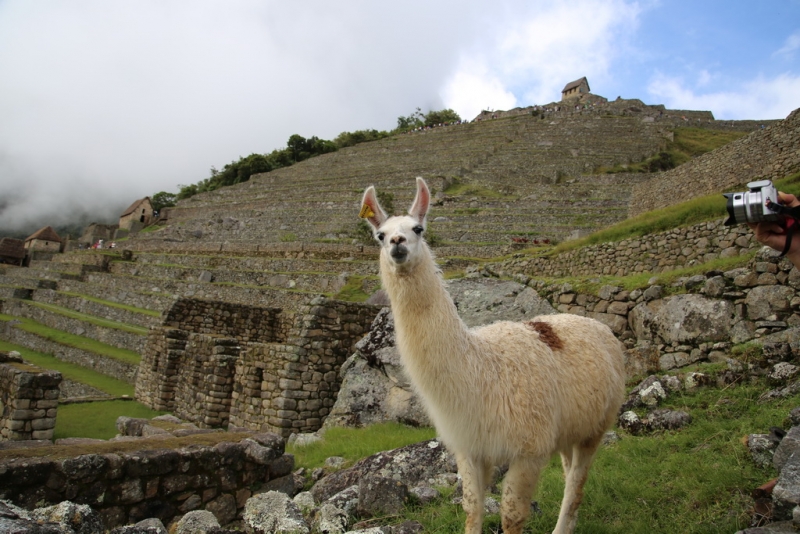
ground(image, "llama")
xmin=359 ymin=177 xmax=626 ymax=534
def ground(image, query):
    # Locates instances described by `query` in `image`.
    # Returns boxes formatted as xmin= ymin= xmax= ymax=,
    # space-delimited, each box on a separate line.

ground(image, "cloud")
xmin=646 ymin=71 xmax=800 ymax=120
xmin=441 ymin=0 xmax=642 ymax=117
xmin=774 ymin=30 xmax=800 ymax=59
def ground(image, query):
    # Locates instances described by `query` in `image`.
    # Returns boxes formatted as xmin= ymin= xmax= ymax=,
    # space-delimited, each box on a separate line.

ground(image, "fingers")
xmin=778 ymin=191 xmax=800 ymax=207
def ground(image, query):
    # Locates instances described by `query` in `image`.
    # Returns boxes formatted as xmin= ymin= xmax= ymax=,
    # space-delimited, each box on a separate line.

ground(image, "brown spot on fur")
xmin=525 ymin=321 xmax=564 ymax=351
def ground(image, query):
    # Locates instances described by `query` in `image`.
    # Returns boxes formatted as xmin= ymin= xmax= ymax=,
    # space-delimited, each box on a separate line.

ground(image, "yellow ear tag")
xmin=359 ymin=204 xmax=375 ymax=219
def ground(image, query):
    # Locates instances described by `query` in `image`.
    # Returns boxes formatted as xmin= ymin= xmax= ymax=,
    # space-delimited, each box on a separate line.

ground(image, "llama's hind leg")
xmin=553 ymin=434 xmax=603 ymax=534
xmin=455 ymin=452 xmax=491 ymax=534
xmin=500 ymin=456 xmax=547 ymax=534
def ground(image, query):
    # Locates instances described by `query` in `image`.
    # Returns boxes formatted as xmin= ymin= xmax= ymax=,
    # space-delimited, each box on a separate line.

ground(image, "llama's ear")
xmin=409 ymin=177 xmax=430 ymax=225
xmin=360 ymin=185 xmax=387 ymax=229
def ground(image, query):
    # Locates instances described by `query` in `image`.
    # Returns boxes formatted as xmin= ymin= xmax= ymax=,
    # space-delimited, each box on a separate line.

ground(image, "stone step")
xmin=81 ymin=271 xmax=333 ymax=310
xmin=130 ymin=251 xmax=377 ymax=276
xmin=31 ymin=289 xmax=162 ymax=329
xmin=55 ymin=278 xmax=175 ymax=315
xmin=0 ymin=298 xmax=147 ymax=353
xmin=108 ymin=261 xmax=362 ymax=295
xmin=0 ymin=315 xmax=138 ymax=384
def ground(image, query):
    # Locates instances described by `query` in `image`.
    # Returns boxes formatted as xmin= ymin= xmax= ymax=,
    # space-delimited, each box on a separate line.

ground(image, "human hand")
xmin=748 ymin=192 xmax=800 ymax=266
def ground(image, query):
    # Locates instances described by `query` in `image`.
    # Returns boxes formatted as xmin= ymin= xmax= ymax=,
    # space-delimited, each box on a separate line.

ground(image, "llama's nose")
xmin=390 ymin=235 xmax=406 ymax=245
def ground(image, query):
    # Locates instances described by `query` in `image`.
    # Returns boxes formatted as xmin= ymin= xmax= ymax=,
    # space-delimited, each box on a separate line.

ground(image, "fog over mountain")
xmin=1 ymin=1 xmax=798 ymax=238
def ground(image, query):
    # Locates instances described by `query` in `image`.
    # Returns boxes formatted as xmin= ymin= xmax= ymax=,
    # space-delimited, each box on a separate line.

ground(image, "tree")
xmin=424 ymin=108 xmax=461 ymax=126
xmin=396 ymin=107 xmax=425 ymax=131
xmin=150 ymin=191 xmax=177 ymax=212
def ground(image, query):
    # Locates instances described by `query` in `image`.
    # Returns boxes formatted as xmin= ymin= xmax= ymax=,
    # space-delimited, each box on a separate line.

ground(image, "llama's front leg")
xmin=500 ymin=456 xmax=547 ymax=534
xmin=553 ymin=435 xmax=603 ymax=534
xmin=455 ymin=452 xmax=489 ymax=534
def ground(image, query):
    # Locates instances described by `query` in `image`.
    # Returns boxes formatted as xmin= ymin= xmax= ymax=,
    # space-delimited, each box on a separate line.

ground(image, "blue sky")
xmin=0 ymin=0 xmax=798 ymax=232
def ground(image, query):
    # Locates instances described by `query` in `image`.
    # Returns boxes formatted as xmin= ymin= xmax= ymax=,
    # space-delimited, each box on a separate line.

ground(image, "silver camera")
xmin=723 ymin=180 xmax=782 ymax=226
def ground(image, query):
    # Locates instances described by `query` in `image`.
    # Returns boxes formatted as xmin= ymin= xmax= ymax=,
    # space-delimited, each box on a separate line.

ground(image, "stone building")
xmin=23 ymin=226 xmax=62 ymax=253
xmin=561 ymin=76 xmax=590 ymax=100
xmin=0 ymin=238 xmax=25 ymax=266
xmin=119 ymin=197 xmax=153 ymax=232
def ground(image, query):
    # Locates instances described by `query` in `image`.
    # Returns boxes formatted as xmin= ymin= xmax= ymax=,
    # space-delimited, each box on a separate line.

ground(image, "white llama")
xmin=359 ymin=177 xmax=626 ymax=534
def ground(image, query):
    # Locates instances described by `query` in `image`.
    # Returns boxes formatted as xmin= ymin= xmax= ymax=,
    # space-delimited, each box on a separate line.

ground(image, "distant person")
xmin=749 ymin=191 xmax=800 ymax=269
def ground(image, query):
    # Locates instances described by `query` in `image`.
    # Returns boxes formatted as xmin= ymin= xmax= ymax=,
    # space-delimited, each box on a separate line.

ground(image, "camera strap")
xmin=766 ymin=200 xmax=800 ymax=257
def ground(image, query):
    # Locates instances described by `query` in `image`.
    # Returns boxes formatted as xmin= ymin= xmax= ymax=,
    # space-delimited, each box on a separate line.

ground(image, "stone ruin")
xmin=0 ymin=351 xmax=61 ymax=441
xmin=135 ymin=296 xmax=381 ymax=437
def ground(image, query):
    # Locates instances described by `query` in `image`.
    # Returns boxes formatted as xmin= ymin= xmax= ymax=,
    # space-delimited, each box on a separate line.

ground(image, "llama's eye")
xmin=413 ymin=226 xmax=424 ymax=235
xmin=376 ymin=232 xmax=385 ymax=241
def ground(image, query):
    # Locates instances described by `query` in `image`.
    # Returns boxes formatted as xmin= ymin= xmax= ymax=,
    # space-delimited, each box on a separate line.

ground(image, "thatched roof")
xmin=562 ymin=77 xmax=590 ymax=93
xmin=25 ymin=226 xmax=62 ymax=243
xmin=120 ymin=197 xmax=151 ymax=217
xmin=0 ymin=238 xmax=25 ymax=259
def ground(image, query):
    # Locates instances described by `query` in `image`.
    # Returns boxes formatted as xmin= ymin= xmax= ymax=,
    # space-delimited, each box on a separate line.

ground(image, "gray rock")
xmin=631 ymin=294 xmax=736 ymax=345
xmin=774 ymin=453 xmax=800 ymax=520
xmin=356 ymin=474 xmax=409 ymax=518
xmin=446 ymin=279 xmax=556 ymax=328
xmin=293 ymin=491 xmax=316 ymax=514
xmin=770 ymin=363 xmax=800 ymax=385
xmin=173 ymin=510 xmax=219 ymax=534
xmin=310 ymin=502 xmax=349 ymax=534
xmin=410 ymin=486 xmax=440 ymax=505
xmin=747 ymin=286 xmax=796 ymax=320
xmin=310 ymin=440 xmax=456 ymax=504
xmin=31 ymin=501 xmax=105 ymax=534
xmin=748 ymin=432 xmax=782 ymax=469
xmin=325 ymin=485 xmax=360 ymax=516
xmin=243 ymin=491 xmax=310 ymax=534
xmin=774 ymin=426 xmax=800 ymax=472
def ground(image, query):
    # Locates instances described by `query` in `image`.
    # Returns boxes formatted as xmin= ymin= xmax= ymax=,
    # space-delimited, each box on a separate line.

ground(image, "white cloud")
xmin=774 ymin=30 xmax=800 ymax=59
xmin=440 ymin=58 xmax=517 ymax=119
xmin=647 ymin=71 xmax=800 ymax=120
xmin=441 ymin=0 xmax=642 ymax=115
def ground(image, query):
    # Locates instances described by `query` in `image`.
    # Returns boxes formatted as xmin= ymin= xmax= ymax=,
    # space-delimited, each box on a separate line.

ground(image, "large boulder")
xmin=629 ymin=294 xmax=735 ymax=344
xmin=310 ymin=439 xmax=456 ymax=504
xmin=325 ymin=309 xmax=431 ymax=429
xmin=445 ymin=278 xmax=556 ymax=327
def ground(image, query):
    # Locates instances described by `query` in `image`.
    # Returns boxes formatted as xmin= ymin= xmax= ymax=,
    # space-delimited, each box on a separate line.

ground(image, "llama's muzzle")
xmin=390 ymin=243 xmax=408 ymax=263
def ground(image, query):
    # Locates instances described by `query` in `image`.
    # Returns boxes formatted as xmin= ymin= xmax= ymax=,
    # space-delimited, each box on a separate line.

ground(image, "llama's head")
xmin=360 ymin=177 xmax=431 ymax=273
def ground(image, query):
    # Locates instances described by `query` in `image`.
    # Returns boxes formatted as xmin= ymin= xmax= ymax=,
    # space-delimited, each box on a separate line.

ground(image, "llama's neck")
xmin=380 ymin=248 xmax=472 ymax=376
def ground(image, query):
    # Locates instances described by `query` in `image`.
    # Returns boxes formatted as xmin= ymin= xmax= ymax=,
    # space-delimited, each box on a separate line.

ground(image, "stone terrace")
xmin=132 ymin=103 xmax=697 ymax=248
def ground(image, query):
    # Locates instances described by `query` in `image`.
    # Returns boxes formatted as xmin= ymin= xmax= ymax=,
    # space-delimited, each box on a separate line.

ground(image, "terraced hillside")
xmin=0 ymin=99 xmax=781 ymax=439
xmin=131 ymin=107 xmax=688 ymax=250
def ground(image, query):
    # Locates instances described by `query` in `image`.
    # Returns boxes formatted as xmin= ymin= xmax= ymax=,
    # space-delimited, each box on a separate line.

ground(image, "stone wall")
xmin=491 ymin=246 xmax=800 ymax=378
xmin=630 ymin=107 xmax=800 ymax=216
xmin=495 ymin=217 xmax=759 ymax=278
xmin=0 ymin=320 xmax=138 ymax=384
xmin=228 ymin=298 xmax=381 ymax=435
xmin=0 ymin=432 xmax=291 ymax=529
xmin=0 ymin=351 xmax=61 ymax=441
xmin=135 ymin=297 xmax=381 ymax=437
xmin=0 ymin=298 xmax=146 ymax=353
xmin=172 ymin=335 xmax=239 ymax=428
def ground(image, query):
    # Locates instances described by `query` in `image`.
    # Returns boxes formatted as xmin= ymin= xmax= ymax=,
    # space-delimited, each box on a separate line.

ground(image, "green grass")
xmin=0 ymin=340 xmax=133 ymax=396
xmin=24 ymin=300 xmax=149 ymax=335
xmin=443 ymin=179 xmax=513 ymax=199
xmin=333 ymin=275 xmax=378 ymax=302
xmin=289 ymin=422 xmax=437 ymax=471
xmin=0 ymin=313 xmax=141 ymax=365
xmin=54 ymin=400 xmax=166 ymax=440
xmin=552 ymin=171 xmax=800 ymax=255
xmin=598 ymin=127 xmax=749 ymax=174
xmin=59 ymin=291 xmax=162 ymax=317
xmin=534 ymin=251 xmax=756 ymax=297
xmin=296 ymin=377 xmax=795 ymax=533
